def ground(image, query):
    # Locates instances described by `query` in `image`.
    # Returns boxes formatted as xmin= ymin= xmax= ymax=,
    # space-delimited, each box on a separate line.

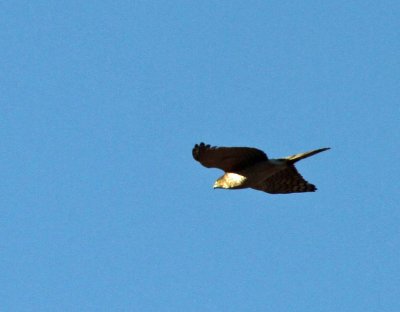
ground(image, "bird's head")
xmin=213 ymin=173 xmax=247 ymax=189
xmin=213 ymin=178 xmax=226 ymax=189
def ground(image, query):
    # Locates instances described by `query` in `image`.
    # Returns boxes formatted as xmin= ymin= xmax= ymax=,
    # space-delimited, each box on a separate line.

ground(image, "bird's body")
xmin=214 ymin=159 xmax=286 ymax=189
xmin=192 ymin=143 xmax=329 ymax=194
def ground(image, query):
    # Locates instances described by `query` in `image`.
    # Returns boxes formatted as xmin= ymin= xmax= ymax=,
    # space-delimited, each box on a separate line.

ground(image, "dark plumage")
xmin=192 ymin=142 xmax=330 ymax=194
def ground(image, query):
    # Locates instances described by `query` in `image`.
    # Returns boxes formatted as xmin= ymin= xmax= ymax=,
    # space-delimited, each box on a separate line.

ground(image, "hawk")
xmin=192 ymin=142 xmax=330 ymax=194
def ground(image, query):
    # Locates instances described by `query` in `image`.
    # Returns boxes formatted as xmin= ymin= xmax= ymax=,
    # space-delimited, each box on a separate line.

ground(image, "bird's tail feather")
xmin=284 ymin=147 xmax=330 ymax=163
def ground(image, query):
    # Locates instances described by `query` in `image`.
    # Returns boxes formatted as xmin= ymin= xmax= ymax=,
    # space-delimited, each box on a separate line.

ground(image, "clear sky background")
xmin=1 ymin=1 xmax=399 ymax=311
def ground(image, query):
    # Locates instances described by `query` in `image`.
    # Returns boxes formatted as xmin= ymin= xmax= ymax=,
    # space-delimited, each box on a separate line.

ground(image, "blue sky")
xmin=1 ymin=1 xmax=399 ymax=311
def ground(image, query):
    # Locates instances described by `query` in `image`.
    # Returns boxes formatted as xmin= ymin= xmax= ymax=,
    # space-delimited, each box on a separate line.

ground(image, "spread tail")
xmin=284 ymin=147 xmax=330 ymax=163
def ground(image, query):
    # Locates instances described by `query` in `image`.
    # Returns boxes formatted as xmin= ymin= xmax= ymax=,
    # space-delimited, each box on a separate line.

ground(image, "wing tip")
xmin=192 ymin=142 xmax=210 ymax=161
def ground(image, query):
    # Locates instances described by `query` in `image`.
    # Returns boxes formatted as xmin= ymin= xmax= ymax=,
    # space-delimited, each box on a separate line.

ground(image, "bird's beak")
xmin=213 ymin=181 xmax=219 ymax=189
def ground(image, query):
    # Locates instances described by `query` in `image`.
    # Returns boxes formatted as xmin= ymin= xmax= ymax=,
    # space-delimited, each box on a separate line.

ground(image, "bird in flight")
xmin=192 ymin=143 xmax=330 ymax=194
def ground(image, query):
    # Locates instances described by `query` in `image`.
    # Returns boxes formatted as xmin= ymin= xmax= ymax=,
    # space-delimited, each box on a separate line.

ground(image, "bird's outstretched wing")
xmin=192 ymin=142 xmax=268 ymax=172
xmin=252 ymin=165 xmax=316 ymax=194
